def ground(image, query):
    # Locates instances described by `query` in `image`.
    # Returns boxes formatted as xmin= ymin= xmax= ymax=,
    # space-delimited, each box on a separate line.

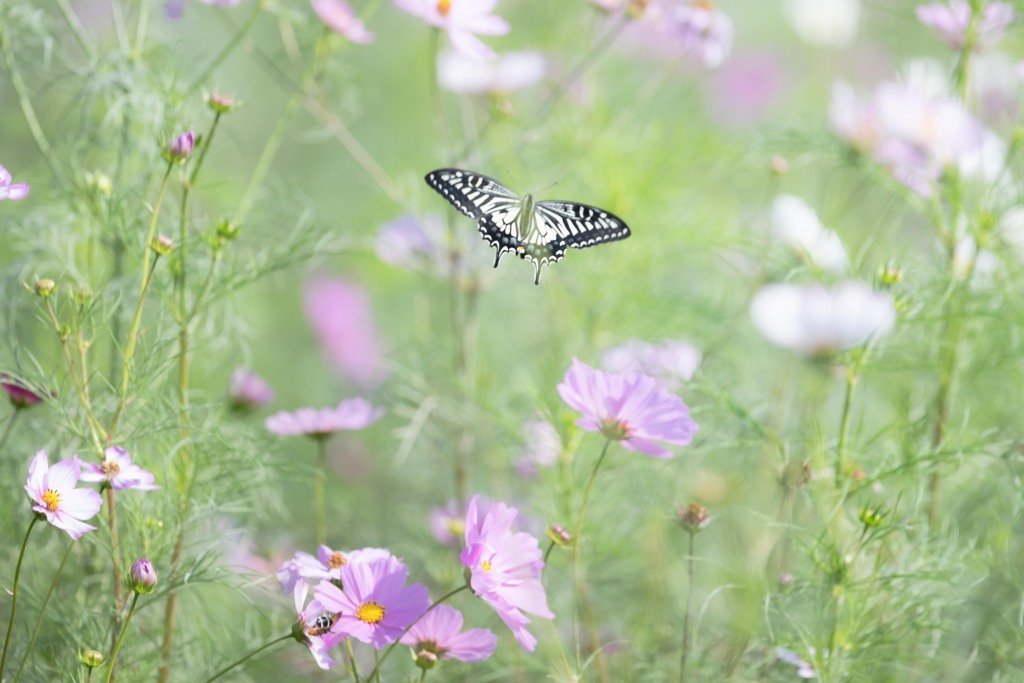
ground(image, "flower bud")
xmin=778 ymin=572 xmax=795 ymax=590
xmin=878 ymin=260 xmax=902 ymax=287
xmin=208 ymin=93 xmax=238 ymax=113
xmin=34 ymin=279 xmax=56 ymax=298
xmin=74 ymin=287 xmax=93 ymax=306
xmin=413 ymin=649 xmax=439 ymax=670
xmin=546 ymin=524 xmax=572 ymax=546
xmin=770 ymin=155 xmax=791 ymax=175
xmin=1 ymin=374 xmax=45 ymax=409
xmin=129 ymin=557 xmax=158 ymax=594
xmin=166 ymin=131 xmax=195 ymax=161
xmin=151 ymin=234 xmax=174 ymax=256
xmin=858 ymin=506 xmax=883 ymax=528
xmin=216 ymin=219 xmax=241 ymax=240
xmin=80 ymin=649 xmax=105 ymax=668
xmin=85 ymin=171 xmax=113 ymax=197
xmin=678 ymin=501 xmax=709 ymax=533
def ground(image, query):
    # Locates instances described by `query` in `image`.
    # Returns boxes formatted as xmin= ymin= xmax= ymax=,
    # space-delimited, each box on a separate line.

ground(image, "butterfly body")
xmin=425 ymin=168 xmax=631 ymax=284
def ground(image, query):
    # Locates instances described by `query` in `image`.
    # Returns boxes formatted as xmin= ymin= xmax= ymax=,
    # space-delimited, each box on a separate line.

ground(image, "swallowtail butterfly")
xmin=425 ymin=168 xmax=631 ymax=284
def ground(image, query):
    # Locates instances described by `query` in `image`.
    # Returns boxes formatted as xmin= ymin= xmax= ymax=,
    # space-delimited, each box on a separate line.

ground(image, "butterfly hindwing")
xmin=534 ymin=201 xmax=632 ymax=249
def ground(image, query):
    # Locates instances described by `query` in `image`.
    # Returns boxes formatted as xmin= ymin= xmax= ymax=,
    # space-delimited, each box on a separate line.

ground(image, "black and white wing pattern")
xmin=425 ymin=168 xmax=631 ymax=284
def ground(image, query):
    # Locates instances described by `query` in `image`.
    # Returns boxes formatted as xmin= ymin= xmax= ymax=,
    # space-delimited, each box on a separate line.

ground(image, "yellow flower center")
xmin=356 ymin=601 xmax=386 ymax=624
xmin=446 ymin=518 xmax=465 ymax=537
xmin=437 ymin=0 xmax=451 ymax=16
xmin=481 ymin=559 xmax=493 ymax=572
xmin=102 ymin=461 xmax=120 ymax=477
xmin=328 ymin=552 xmax=348 ymax=569
xmin=600 ymin=419 xmax=633 ymax=441
xmin=41 ymin=488 xmax=60 ymax=512
xmin=693 ymin=0 xmax=715 ymax=9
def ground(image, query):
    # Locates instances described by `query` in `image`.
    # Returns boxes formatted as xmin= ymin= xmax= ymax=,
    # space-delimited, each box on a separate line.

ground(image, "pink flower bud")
xmin=166 ymin=131 xmax=195 ymax=160
xmin=129 ymin=558 xmax=158 ymax=594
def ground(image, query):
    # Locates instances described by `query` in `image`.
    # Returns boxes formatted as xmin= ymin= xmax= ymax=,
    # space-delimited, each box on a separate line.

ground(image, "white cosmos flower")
xmin=750 ymin=281 xmax=896 ymax=356
xmin=770 ymin=195 xmax=849 ymax=272
xmin=784 ymin=0 xmax=861 ymax=48
xmin=437 ymin=50 xmax=546 ymax=95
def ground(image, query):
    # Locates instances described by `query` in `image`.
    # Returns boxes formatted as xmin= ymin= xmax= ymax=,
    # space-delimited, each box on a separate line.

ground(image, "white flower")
xmin=437 ymin=50 xmax=546 ymax=95
xmin=998 ymin=207 xmax=1024 ymax=262
xmin=770 ymin=195 xmax=849 ymax=272
xmin=784 ymin=0 xmax=861 ymax=48
xmin=750 ymin=281 xmax=896 ymax=356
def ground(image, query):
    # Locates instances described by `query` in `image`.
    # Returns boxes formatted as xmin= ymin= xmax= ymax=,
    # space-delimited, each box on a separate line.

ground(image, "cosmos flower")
xmin=315 ymin=555 xmax=429 ymax=649
xmin=24 ymin=451 xmax=102 ymax=540
xmin=0 ymin=164 xmax=29 ymax=201
xmin=514 ymin=418 xmax=561 ymax=478
xmin=429 ymin=498 xmax=467 ymax=546
xmin=437 ymin=49 xmax=546 ymax=95
xmin=304 ymin=276 xmax=387 ymax=387
xmin=266 ymin=398 xmax=383 ymax=439
xmin=600 ymin=339 xmax=702 ymax=389
xmin=749 ymin=281 xmax=896 ymax=356
xmin=399 ymin=604 xmax=497 ymax=662
xmin=293 ymin=582 xmax=345 ymax=670
xmin=784 ymin=0 xmax=861 ymax=48
xmin=1 ymin=375 xmax=46 ymax=408
xmin=708 ymin=52 xmax=786 ymax=128
xmin=557 ymin=358 xmax=699 ymax=458
xmin=77 ymin=447 xmax=159 ymax=491
xmin=312 ymin=0 xmax=374 ymax=42
xmin=671 ymin=1 xmax=733 ymax=68
xmin=393 ymin=0 xmax=510 ymax=60
xmin=460 ymin=495 xmax=553 ymax=652
xmin=228 ymin=368 xmax=274 ymax=411
xmin=277 ymin=545 xmax=393 ymax=593
xmin=769 ymin=195 xmax=849 ymax=272
xmin=917 ymin=0 xmax=1015 ymax=51
xmin=775 ymin=647 xmax=817 ymax=678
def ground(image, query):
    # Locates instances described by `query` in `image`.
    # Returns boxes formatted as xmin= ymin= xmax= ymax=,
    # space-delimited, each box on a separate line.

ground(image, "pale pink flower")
xmin=24 ymin=451 xmax=102 ymax=540
xmin=438 ymin=49 xmax=546 ymax=94
xmin=229 ymin=368 xmax=274 ymax=410
xmin=304 ymin=276 xmax=387 ymax=387
xmin=785 ymin=0 xmax=861 ymax=48
xmin=429 ymin=498 xmax=466 ymax=546
xmin=709 ymin=52 xmax=786 ymax=127
xmin=515 ymin=419 xmax=561 ymax=477
xmin=917 ymin=1 xmax=1015 ymax=50
xmin=394 ymin=0 xmax=509 ymax=60
xmin=77 ymin=447 xmax=159 ymax=491
xmin=293 ymin=582 xmax=345 ymax=669
xmin=277 ymin=545 xmax=393 ymax=593
xmin=266 ymin=398 xmax=384 ymax=438
xmin=769 ymin=195 xmax=849 ymax=272
xmin=312 ymin=0 xmax=374 ymax=42
xmin=671 ymin=1 xmax=733 ymax=68
xmin=0 ymin=164 xmax=29 ymax=201
xmin=600 ymin=339 xmax=702 ymax=389
xmin=399 ymin=605 xmax=497 ymax=662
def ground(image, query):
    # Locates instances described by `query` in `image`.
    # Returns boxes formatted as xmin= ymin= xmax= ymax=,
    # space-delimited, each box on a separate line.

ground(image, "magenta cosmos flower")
xmin=394 ymin=0 xmax=510 ymax=60
xmin=304 ymin=276 xmax=387 ymax=387
xmin=266 ymin=398 xmax=383 ymax=438
xmin=293 ymin=582 xmax=345 ymax=670
xmin=24 ymin=451 xmax=102 ymax=540
xmin=315 ymin=555 xmax=429 ymax=649
xmin=557 ymin=358 xmax=698 ymax=458
xmin=460 ymin=495 xmax=553 ymax=652
xmin=312 ymin=0 xmax=374 ymax=42
xmin=1 ymin=374 xmax=46 ymax=408
xmin=77 ymin=447 xmax=159 ymax=491
xmin=917 ymin=1 xmax=1014 ymax=51
xmin=229 ymin=368 xmax=274 ymax=411
xmin=400 ymin=604 xmax=497 ymax=663
xmin=277 ymin=545 xmax=393 ymax=593
xmin=0 ymin=164 xmax=29 ymax=201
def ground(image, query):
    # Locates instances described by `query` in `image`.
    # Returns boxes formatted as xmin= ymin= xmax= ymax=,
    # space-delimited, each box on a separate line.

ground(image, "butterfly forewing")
xmin=534 ymin=201 xmax=631 ymax=248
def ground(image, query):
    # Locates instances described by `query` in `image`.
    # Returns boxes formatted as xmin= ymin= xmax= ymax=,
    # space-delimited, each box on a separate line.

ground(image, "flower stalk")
xmin=202 ymin=634 xmax=292 ymax=683
xmin=0 ymin=517 xmax=38 ymax=680
xmin=104 ymin=592 xmax=139 ymax=683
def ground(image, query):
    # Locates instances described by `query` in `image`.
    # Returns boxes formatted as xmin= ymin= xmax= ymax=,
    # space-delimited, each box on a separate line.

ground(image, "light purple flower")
xmin=277 ymin=545 xmax=393 ymax=593
xmin=394 ymin=0 xmax=510 ymax=60
xmin=166 ymin=131 xmax=195 ymax=160
xmin=399 ymin=604 xmax=497 ymax=662
xmin=775 ymin=647 xmax=817 ymax=678
xmin=0 ymin=164 xmax=30 ymax=201
xmin=1 ymin=374 xmax=46 ymax=408
xmin=77 ymin=447 xmax=159 ymax=491
xmin=293 ymin=582 xmax=345 ymax=670
xmin=376 ymin=214 xmax=490 ymax=280
xmin=917 ymin=1 xmax=1014 ymax=50
xmin=600 ymin=339 xmax=702 ymax=390
xmin=430 ymin=499 xmax=466 ymax=546
xmin=266 ymin=398 xmax=383 ymax=439
xmin=671 ymin=1 xmax=734 ymax=68
xmin=557 ymin=358 xmax=698 ymax=458
xmin=312 ymin=0 xmax=374 ymax=42
xmin=460 ymin=495 xmax=553 ymax=652
xmin=708 ymin=52 xmax=786 ymax=127
xmin=315 ymin=555 xmax=430 ymax=649
xmin=749 ymin=281 xmax=896 ymax=356
xmin=438 ymin=49 xmax=546 ymax=94
xmin=229 ymin=368 xmax=274 ymax=411
xmin=129 ymin=557 xmax=158 ymax=594
xmin=515 ymin=419 xmax=561 ymax=478
xmin=24 ymin=451 xmax=102 ymax=540
xmin=304 ymin=276 xmax=387 ymax=387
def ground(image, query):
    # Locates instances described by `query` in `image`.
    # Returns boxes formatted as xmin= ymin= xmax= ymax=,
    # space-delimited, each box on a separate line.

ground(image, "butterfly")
xmin=425 ymin=168 xmax=631 ymax=284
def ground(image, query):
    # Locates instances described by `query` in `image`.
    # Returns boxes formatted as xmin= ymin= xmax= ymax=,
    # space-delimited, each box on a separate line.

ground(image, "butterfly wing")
xmin=533 ymin=201 xmax=632 ymax=250
xmin=425 ymin=169 xmax=525 ymax=267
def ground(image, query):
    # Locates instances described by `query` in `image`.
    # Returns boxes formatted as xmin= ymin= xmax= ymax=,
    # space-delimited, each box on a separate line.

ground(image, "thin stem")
xmin=0 ymin=33 xmax=59 ymax=176
xmin=132 ymin=0 xmax=150 ymax=59
xmin=55 ymin=0 xmax=96 ymax=59
xmin=366 ymin=584 xmax=470 ymax=682
xmin=679 ymin=531 xmax=696 ymax=683
xmin=0 ymin=410 xmax=21 ymax=455
xmin=418 ymin=668 xmax=427 ymax=683
xmin=202 ymin=634 xmax=291 ymax=683
xmin=44 ymin=299 xmax=107 ymax=451
xmin=104 ymin=592 xmax=140 ymax=683
xmin=315 ymin=437 xmax=328 ymax=546
xmin=834 ymin=366 xmax=857 ymax=488
xmin=0 ymin=517 xmax=38 ymax=680
xmin=12 ymin=541 xmax=73 ymax=683
xmin=187 ymin=2 xmax=263 ymax=95
xmin=106 ymin=488 xmax=125 ymax=613
xmin=345 ymin=639 xmax=362 ymax=683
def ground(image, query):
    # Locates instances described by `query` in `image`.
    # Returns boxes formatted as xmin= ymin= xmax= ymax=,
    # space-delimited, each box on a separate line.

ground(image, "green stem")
xmin=104 ymin=592 xmax=140 ymax=683
xmin=834 ymin=366 xmax=857 ymax=488
xmin=678 ymin=531 xmax=696 ymax=683
xmin=366 ymin=585 xmax=470 ymax=682
xmin=44 ymin=299 xmax=107 ymax=452
xmin=187 ymin=1 xmax=264 ymax=95
xmin=12 ymin=541 xmax=73 ymax=683
xmin=345 ymin=639 xmax=362 ymax=683
xmin=132 ymin=0 xmax=150 ymax=60
xmin=0 ymin=517 xmax=38 ymax=680
xmin=202 ymin=634 xmax=291 ymax=683
xmin=315 ymin=437 xmax=328 ymax=546
xmin=55 ymin=0 xmax=96 ymax=59
xmin=0 ymin=410 xmax=21 ymax=454
xmin=106 ymin=487 xmax=125 ymax=614
xmin=0 ymin=33 xmax=58 ymax=176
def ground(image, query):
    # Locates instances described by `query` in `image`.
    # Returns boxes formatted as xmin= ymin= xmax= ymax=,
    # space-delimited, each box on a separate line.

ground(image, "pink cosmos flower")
xmin=1 ymin=374 xmax=46 ymax=408
xmin=430 ymin=498 xmax=467 ymax=546
xmin=376 ymin=214 xmax=490 ymax=280
xmin=438 ymin=49 xmax=546 ymax=94
xmin=266 ymin=398 xmax=383 ymax=438
xmin=515 ymin=418 xmax=561 ymax=478
xmin=293 ymin=582 xmax=345 ymax=670
xmin=399 ymin=604 xmax=497 ymax=662
xmin=304 ymin=276 xmax=386 ymax=387
xmin=315 ymin=555 xmax=430 ymax=649
xmin=394 ymin=0 xmax=510 ymax=60
xmin=312 ymin=0 xmax=374 ymax=42
xmin=77 ymin=447 xmax=159 ymax=491
xmin=460 ymin=495 xmax=553 ymax=652
xmin=671 ymin=1 xmax=734 ymax=68
xmin=0 ymin=164 xmax=29 ymax=201
xmin=277 ymin=545 xmax=393 ymax=593
xmin=917 ymin=1 xmax=1015 ymax=51
xmin=557 ymin=358 xmax=699 ymax=458
xmin=166 ymin=131 xmax=195 ymax=160
xmin=24 ymin=451 xmax=102 ymax=540
xmin=709 ymin=52 xmax=786 ymax=127
xmin=229 ymin=368 xmax=274 ymax=411
xmin=600 ymin=339 xmax=702 ymax=390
